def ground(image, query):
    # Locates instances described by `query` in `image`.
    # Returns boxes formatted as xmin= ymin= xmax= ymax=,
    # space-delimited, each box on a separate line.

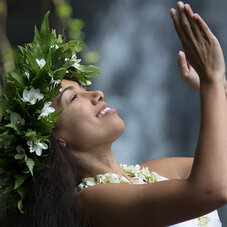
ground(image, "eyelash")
xmin=71 ymin=94 xmax=78 ymax=102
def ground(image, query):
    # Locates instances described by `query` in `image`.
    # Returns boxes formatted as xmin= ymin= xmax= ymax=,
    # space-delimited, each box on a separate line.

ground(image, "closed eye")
xmin=71 ymin=93 xmax=78 ymax=102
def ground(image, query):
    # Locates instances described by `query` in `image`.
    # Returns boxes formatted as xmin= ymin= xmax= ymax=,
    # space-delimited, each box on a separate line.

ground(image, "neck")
xmin=69 ymin=143 xmax=131 ymax=182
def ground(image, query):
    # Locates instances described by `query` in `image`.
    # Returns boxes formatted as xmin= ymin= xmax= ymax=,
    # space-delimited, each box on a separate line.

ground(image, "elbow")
xmin=217 ymin=188 xmax=227 ymax=205
xmin=202 ymin=185 xmax=227 ymax=206
xmin=189 ymin=178 xmax=227 ymax=206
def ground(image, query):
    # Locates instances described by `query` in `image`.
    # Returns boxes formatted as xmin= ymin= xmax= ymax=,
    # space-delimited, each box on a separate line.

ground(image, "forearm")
xmin=189 ymin=79 xmax=227 ymax=197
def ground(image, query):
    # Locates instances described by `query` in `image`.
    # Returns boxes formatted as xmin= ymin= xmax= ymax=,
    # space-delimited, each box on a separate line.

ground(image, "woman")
xmin=0 ymin=1 xmax=227 ymax=226
xmin=50 ymin=2 xmax=226 ymax=226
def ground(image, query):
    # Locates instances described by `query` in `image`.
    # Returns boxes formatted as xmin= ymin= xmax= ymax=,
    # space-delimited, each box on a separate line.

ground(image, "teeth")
xmin=98 ymin=107 xmax=111 ymax=118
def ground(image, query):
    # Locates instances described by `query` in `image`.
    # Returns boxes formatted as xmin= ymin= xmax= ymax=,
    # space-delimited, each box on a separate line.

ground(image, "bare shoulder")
xmin=140 ymin=157 xmax=194 ymax=179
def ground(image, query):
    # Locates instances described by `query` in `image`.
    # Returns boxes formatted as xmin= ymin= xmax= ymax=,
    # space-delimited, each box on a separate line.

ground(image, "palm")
xmin=178 ymin=51 xmax=227 ymax=94
xmin=178 ymin=51 xmax=200 ymax=93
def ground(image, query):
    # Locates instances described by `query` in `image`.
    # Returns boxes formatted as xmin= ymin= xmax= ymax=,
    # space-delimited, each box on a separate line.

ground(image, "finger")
xmin=178 ymin=51 xmax=189 ymax=76
xmin=170 ymin=8 xmax=187 ymax=44
xmin=193 ymin=13 xmax=214 ymax=42
xmin=184 ymin=4 xmax=202 ymax=40
xmin=177 ymin=1 xmax=195 ymax=42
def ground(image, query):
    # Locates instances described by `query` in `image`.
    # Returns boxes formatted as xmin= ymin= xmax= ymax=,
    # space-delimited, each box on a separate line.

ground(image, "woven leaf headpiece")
xmin=0 ymin=11 xmax=99 ymax=213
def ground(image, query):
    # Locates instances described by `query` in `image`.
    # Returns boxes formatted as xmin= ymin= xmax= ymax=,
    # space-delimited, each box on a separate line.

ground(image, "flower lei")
xmin=78 ymin=163 xmax=168 ymax=190
xmin=78 ymin=164 xmax=211 ymax=227
xmin=0 ymin=11 xmax=99 ymax=213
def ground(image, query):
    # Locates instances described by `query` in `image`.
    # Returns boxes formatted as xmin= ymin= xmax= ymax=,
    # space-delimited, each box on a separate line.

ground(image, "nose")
xmin=90 ymin=90 xmax=104 ymax=105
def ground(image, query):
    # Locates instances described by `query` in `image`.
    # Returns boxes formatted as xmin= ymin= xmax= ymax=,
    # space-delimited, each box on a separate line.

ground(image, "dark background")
xmin=2 ymin=0 xmax=227 ymax=225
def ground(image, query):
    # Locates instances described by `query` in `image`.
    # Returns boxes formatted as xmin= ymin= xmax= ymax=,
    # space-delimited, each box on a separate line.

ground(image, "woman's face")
xmin=52 ymin=79 xmax=125 ymax=150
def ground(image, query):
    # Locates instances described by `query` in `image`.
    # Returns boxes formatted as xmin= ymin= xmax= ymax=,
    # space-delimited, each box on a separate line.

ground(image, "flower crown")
xmin=0 ymin=11 xmax=99 ymax=213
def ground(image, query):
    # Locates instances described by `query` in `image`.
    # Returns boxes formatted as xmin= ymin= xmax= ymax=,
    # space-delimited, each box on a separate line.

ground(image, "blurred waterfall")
xmin=79 ymin=0 xmax=227 ymax=223
xmin=88 ymin=0 xmax=200 ymax=164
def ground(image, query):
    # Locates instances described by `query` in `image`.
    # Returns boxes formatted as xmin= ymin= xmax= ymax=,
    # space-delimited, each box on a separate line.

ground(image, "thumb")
xmin=178 ymin=51 xmax=189 ymax=76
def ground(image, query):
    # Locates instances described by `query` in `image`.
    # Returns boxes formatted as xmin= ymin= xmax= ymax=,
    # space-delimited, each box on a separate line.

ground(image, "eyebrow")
xmin=58 ymin=86 xmax=74 ymax=105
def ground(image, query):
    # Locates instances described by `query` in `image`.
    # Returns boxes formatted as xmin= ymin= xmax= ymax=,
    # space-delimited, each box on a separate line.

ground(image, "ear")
xmin=57 ymin=137 xmax=67 ymax=148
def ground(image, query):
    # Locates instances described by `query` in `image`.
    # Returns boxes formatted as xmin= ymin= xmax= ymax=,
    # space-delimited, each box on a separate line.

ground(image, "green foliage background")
xmin=0 ymin=0 xmax=100 ymax=86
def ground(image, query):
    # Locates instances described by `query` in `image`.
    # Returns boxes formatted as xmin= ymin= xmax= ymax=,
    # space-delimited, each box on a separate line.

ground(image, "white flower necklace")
xmin=78 ymin=163 xmax=168 ymax=190
xmin=77 ymin=164 xmax=211 ymax=227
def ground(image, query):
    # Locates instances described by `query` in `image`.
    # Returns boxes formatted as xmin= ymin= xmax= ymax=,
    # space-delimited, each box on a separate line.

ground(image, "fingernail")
xmin=177 ymin=1 xmax=183 ymax=7
xmin=193 ymin=13 xmax=198 ymax=19
xmin=185 ymin=4 xmax=189 ymax=9
xmin=170 ymin=8 xmax=176 ymax=15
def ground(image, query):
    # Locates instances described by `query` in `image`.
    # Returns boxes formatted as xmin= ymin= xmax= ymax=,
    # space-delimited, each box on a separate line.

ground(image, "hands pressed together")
xmin=170 ymin=2 xmax=226 ymax=90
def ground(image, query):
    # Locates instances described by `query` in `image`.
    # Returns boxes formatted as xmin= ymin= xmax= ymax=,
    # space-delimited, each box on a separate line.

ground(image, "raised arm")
xmin=79 ymin=3 xmax=227 ymax=226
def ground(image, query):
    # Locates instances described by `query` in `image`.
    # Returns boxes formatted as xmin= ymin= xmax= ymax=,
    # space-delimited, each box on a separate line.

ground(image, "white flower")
xmin=79 ymin=80 xmax=92 ymax=87
xmin=51 ymin=44 xmax=59 ymax=49
xmin=48 ymin=77 xmax=61 ymax=90
xmin=148 ymin=172 xmax=168 ymax=183
xmin=119 ymin=163 xmax=127 ymax=169
xmin=130 ymin=177 xmax=146 ymax=184
xmin=78 ymin=183 xmax=85 ymax=190
xmin=21 ymin=88 xmax=44 ymax=104
xmin=59 ymin=87 xmax=63 ymax=92
xmin=49 ymin=77 xmax=61 ymax=90
xmin=27 ymin=140 xmax=48 ymax=156
xmin=104 ymin=173 xmax=120 ymax=183
xmin=65 ymin=54 xmax=81 ymax=69
xmin=82 ymin=177 xmax=96 ymax=187
xmin=120 ymin=176 xmax=131 ymax=184
xmin=10 ymin=112 xmax=25 ymax=125
xmin=71 ymin=54 xmax=81 ymax=69
xmin=25 ymin=71 xmax=30 ymax=80
xmin=121 ymin=164 xmax=140 ymax=175
xmin=140 ymin=167 xmax=151 ymax=178
xmin=14 ymin=145 xmax=25 ymax=160
xmin=96 ymin=174 xmax=107 ymax=184
xmin=36 ymin=59 xmax=46 ymax=69
xmin=38 ymin=102 xmax=55 ymax=120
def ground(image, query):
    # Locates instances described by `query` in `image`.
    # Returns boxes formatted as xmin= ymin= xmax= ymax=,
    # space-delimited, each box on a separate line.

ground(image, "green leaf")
xmin=39 ymin=11 xmax=52 ymax=54
xmin=17 ymin=185 xmax=27 ymax=199
xmin=0 ymin=134 xmax=17 ymax=146
xmin=83 ymin=72 xmax=100 ymax=78
xmin=25 ymin=130 xmax=36 ymax=138
xmin=78 ymin=65 xmax=99 ymax=73
xmin=73 ymin=40 xmax=84 ymax=52
xmin=17 ymin=199 xmax=24 ymax=214
xmin=40 ymin=11 xmax=50 ymax=38
xmin=5 ymin=123 xmax=20 ymax=134
xmin=14 ymin=174 xmax=27 ymax=190
xmin=25 ymin=158 xmax=35 ymax=176
xmin=26 ymin=48 xmax=40 ymax=72
xmin=42 ymin=49 xmax=52 ymax=71
xmin=8 ymin=72 xmax=25 ymax=88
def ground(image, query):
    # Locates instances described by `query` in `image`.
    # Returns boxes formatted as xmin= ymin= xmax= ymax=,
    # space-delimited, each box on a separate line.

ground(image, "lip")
xmin=96 ymin=103 xmax=109 ymax=117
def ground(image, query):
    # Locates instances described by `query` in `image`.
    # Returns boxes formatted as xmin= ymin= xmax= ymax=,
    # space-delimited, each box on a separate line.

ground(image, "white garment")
xmin=169 ymin=210 xmax=222 ymax=226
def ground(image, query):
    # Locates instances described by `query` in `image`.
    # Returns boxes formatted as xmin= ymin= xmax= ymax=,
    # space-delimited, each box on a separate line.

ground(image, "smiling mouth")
xmin=98 ymin=107 xmax=111 ymax=118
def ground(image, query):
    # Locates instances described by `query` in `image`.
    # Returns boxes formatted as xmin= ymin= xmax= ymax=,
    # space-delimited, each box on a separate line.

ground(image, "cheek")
xmin=61 ymin=107 xmax=96 ymax=139
xmin=57 ymin=106 xmax=125 ymax=149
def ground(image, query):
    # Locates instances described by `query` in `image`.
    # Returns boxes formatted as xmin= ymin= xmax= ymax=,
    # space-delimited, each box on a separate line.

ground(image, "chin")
xmin=110 ymin=117 xmax=125 ymax=141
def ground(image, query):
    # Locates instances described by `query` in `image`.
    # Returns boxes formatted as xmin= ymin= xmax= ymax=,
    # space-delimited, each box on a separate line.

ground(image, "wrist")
xmin=200 ymin=79 xmax=225 ymax=96
xmin=200 ymin=72 xmax=225 ymax=86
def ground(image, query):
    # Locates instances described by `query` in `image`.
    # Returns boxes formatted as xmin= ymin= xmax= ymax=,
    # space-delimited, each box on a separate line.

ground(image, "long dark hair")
xmin=0 ymin=131 xmax=90 ymax=227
